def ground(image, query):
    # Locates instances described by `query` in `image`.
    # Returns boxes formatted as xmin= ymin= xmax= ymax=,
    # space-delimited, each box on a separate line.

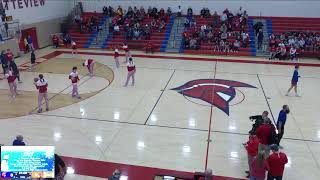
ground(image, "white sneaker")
xmin=295 ymin=94 xmax=301 ymax=97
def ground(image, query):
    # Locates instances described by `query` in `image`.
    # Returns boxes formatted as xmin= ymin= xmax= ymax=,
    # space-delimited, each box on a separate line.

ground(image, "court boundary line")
xmin=256 ymin=74 xmax=276 ymax=125
xmin=57 ymin=50 xmax=320 ymax=67
xmin=205 ymin=61 xmax=218 ymax=170
xmin=34 ymin=112 xmax=320 ymax=144
xmin=144 ymin=69 xmax=176 ymax=125
xmin=29 ymin=63 xmax=108 ymax=114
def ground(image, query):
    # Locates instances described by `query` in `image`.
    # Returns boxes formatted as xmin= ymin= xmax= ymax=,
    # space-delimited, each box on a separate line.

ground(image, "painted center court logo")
xmin=171 ymin=79 xmax=257 ymax=115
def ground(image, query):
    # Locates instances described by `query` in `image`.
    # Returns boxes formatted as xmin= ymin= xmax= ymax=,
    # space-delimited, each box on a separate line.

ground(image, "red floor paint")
xmin=61 ymin=156 xmax=245 ymax=180
xmin=41 ymin=51 xmax=63 ymax=59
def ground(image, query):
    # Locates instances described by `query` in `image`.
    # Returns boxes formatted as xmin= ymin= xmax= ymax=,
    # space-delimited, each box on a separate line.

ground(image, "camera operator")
xmin=249 ymin=111 xmax=270 ymax=134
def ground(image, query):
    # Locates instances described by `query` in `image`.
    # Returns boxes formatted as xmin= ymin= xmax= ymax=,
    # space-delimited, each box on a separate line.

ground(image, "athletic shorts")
xmin=291 ymin=81 xmax=298 ymax=86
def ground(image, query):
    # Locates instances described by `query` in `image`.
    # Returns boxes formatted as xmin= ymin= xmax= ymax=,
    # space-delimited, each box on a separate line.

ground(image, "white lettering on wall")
xmin=0 ymin=0 xmax=45 ymax=10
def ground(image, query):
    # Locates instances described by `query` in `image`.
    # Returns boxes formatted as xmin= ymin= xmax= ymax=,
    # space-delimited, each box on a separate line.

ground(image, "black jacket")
xmin=10 ymin=61 xmax=19 ymax=74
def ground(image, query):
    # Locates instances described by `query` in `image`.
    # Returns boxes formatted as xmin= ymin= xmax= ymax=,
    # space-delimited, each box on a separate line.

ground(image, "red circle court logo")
xmin=171 ymin=79 xmax=257 ymax=115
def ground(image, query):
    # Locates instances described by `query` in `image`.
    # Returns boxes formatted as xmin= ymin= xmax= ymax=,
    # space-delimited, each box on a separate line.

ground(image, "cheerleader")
xmin=71 ymin=41 xmax=78 ymax=55
xmin=34 ymin=74 xmax=49 ymax=113
xmin=5 ymin=70 xmax=17 ymax=98
xmin=82 ymin=58 xmax=94 ymax=76
xmin=122 ymin=43 xmax=131 ymax=63
xmin=114 ymin=48 xmax=120 ymax=68
xmin=69 ymin=66 xmax=81 ymax=99
xmin=124 ymin=57 xmax=136 ymax=87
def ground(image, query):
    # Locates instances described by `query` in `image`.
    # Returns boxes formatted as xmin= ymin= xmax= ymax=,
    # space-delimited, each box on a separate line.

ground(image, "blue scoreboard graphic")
xmin=0 ymin=146 xmax=55 ymax=179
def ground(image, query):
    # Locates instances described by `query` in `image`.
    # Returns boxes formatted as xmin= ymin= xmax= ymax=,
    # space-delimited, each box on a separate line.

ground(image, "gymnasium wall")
xmin=0 ymin=0 xmax=73 ymax=53
xmin=22 ymin=17 xmax=64 ymax=48
xmin=77 ymin=0 xmax=320 ymax=18
xmin=0 ymin=39 xmax=19 ymax=56
xmin=2 ymin=0 xmax=73 ymax=25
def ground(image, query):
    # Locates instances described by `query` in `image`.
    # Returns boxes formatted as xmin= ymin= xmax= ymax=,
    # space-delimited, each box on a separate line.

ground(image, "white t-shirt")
xmin=177 ymin=7 xmax=182 ymax=13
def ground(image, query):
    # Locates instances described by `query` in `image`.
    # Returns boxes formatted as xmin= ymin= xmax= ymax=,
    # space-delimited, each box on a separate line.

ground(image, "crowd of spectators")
xmin=182 ymin=7 xmax=249 ymax=53
xmin=74 ymin=12 xmax=101 ymax=33
xmin=107 ymin=6 xmax=170 ymax=41
xmin=268 ymin=31 xmax=320 ymax=60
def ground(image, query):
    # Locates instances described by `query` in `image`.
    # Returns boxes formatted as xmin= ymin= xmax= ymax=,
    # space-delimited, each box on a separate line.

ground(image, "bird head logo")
xmin=171 ymin=79 xmax=257 ymax=115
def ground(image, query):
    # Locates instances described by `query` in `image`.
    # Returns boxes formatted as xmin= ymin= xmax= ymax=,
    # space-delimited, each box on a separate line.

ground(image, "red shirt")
xmin=6 ymin=52 xmax=14 ymax=61
xmin=114 ymin=51 xmax=119 ymax=58
xmin=250 ymin=157 xmax=269 ymax=179
xmin=69 ymin=71 xmax=80 ymax=83
xmin=267 ymin=152 xmax=288 ymax=176
xmin=35 ymin=79 xmax=48 ymax=93
xmin=271 ymin=47 xmax=276 ymax=52
xmin=127 ymin=62 xmax=135 ymax=72
xmin=123 ymin=45 xmax=129 ymax=52
xmin=52 ymin=36 xmax=59 ymax=43
xmin=6 ymin=73 xmax=16 ymax=83
xmin=72 ymin=42 xmax=77 ymax=49
xmin=85 ymin=59 xmax=94 ymax=69
xmin=255 ymin=124 xmax=271 ymax=145
xmin=245 ymin=136 xmax=259 ymax=156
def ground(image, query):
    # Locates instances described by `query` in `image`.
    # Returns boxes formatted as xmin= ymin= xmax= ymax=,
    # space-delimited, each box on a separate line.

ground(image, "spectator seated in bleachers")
xmin=187 ymin=7 xmax=193 ymax=19
xmin=233 ymin=39 xmax=241 ymax=52
xmin=145 ymin=41 xmax=154 ymax=53
xmin=184 ymin=18 xmax=190 ymax=28
xmin=189 ymin=38 xmax=198 ymax=49
xmin=290 ymin=46 xmax=297 ymax=61
xmin=63 ymin=33 xmax=71 ymax=46
xmin=52 ymin=35 xmax=60 ymax=48
xmin=103 ymin=6 xmax=108 ymax=15
xmin=181 ymin=7 xmax=248 ymax=53
xmin=108 ymin=6 xmax=115 ymax=17
xmin=143 ymin=24 xmax=151 ymax=40
xmin=268 ymin=31 xmax=320 ymax=59
xmin=269 ymin=45 xmax=277 ymax=60
xmin=177 ymin=5 xmax=182 ymax=17
xmin=116 ymin=5 xmax=123 ymax=17
xmin=150 ymin=18 xmax=157 ymax=29
xmin=200 ymin=8 xmax=211 ymax=18
xmin=166 ymin=7 xmax=172 ymax=17
xmin=133 ymin=28 xmax=141 ymax=40
xmin=158 ymin=19 xmax=166 ymax=32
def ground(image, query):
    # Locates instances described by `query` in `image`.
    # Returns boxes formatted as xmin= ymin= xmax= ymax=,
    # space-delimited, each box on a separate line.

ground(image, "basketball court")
xmin=0 ymin=47 xmax=320 ymax=180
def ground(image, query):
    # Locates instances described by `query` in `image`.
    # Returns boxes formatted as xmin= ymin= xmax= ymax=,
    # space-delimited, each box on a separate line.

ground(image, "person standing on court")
xmin=245 ymin=133 xmax=259 ymax=178
xmin=5 ymin=69 xmax=17 ymax=98
xmin=276 ymin=105 xmax=290 ymax=147
xmin=114 ymin=48 xmax=120 ymax=68
xmin=124 ymin=57 xmax=136 ymax=87
xmin=0 ymin=50 xmax=8 ymax=75
xmin=249 ymin=150 xmax=269 ymax=180
xmin=30 ymin=50 xmax=36 ymax=70
xmin=122 ymin=42 xmax=131 ymax=63
xmin=34 ymin=74 xmax=49 ymax=113
xmin=9 ymin=60 xmax=22 ymax=83
xmin=267 ymin=144 xmax=288 ymax=180
xmin=69 ymin=66 xmax=81 ymax=99
xmin=83 ymin=58 xmax=94 ymax=76
xmin=5 ymin=49 xmax=14 ymax=64
xmin=27 ymin=35 xmax=34 ymax=51
xmin=255 ymin=120 xmax=272 ymax=157
xmin=286 ymin=65 xmax=300 ymax=97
